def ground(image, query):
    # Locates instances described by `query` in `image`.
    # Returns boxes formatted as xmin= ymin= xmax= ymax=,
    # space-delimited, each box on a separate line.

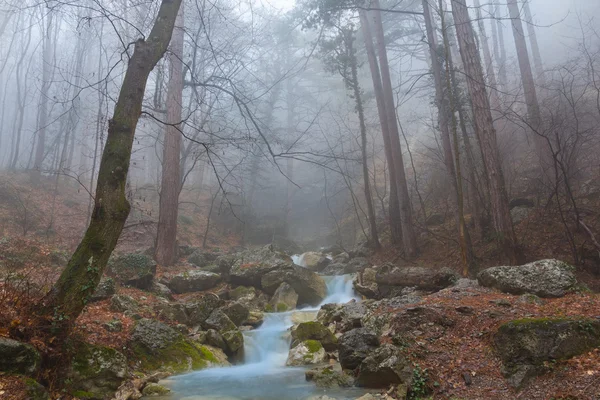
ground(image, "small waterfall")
xmin=320 ymin=275 xmax=361 ymax=305
xmin=291 ymin=253 xmax=304 ymax=266
xmin=243 ymin=312 xmax=293 ymax=367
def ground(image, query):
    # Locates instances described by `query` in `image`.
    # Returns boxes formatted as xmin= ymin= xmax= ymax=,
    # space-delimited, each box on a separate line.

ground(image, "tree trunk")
xmin=348 ymin=29 xmax=380 ymax=250
xmin=33 ymin=10 xmax=53 ymax=180
xmin=371 ymin=1 xmax=417 ymax=256
xmin=522 ymin=0 xmax=546 ymax=85
xmin=39 ymin=0 xmax=183 ymax=335
xmin=155 ymin=4 xmax=184 ymax=266
xmin=473 ymin=0 xmax=500 ymax=112
xmin=425 ymin=0 xmax=475 ymax=275
xmin=494 ymin=5 xmax=508 ymax=91
xmin=450 ymin=0 xmax=520 ymax=263
xmin=359 ymin=9 xmax=402 ymax=244
xmin=507 ymin=0 xmax=548 ymax=173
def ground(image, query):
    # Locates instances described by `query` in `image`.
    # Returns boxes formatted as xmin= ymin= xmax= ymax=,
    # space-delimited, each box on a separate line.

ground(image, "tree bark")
xmin=450 ymin=0 xmax=520 ymax=263
xmin=39 ymin=0 xmax=183 ymax=334
xmin=522 ymin=0 xmax=546 ymax=85
xmin=370 ymin=1 xmax=417 ymax=256
xmin=359 ymin=9 xmax=402 ymax=244
xmin=155 ymin=4 xmax=184 ymax=266
xmin=347 ymin=28 xmax=380 ymax=250
xmin=473 ymin=0 xmax=500 ymax=112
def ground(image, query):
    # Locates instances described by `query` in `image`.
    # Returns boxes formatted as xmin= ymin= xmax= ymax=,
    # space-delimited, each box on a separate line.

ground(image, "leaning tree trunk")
xmin=348 ymin=29 xmax=380 ymax=250
xmin=450 ymin=0 xmax=520 ymax=264
xmin=359 ymin=9 xmax=402 ymax=244
xmin=522 ymin=0 xmax=546 ymax=85
xmin=473 ymin=0 xmax=500 ymax=112
xmin=371 ymin=1 xmax=417 ymax=256
xmin=39 ymin=0 xmax=183 ymax=335
xmin=155 ymin=4 xmax=184 ymax=266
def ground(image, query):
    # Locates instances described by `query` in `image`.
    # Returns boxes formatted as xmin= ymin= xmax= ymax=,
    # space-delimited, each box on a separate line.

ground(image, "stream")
xmin=157 ymin=256 xmax=369 ymax=400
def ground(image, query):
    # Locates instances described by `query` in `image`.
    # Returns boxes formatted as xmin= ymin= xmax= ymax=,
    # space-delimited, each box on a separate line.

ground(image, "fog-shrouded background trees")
xmin=2 ymin=0 xmax=600 ymax=326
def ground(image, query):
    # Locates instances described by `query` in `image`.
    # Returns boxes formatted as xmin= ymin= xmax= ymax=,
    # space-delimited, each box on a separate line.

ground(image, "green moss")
xmin=264 ymin=304 xmax=274 ymax=312
xmin=276 ymin=302 xmax=289 ymax=312
xmin=71 ymin=391 xmax=96 ymax=398
xmin=503 ymin=317 xmax=570 ymax=328
xmin=132 ymin=338 xmax=217 ymax=373
xmin=304 ymin=340 xmax=323 ymax=353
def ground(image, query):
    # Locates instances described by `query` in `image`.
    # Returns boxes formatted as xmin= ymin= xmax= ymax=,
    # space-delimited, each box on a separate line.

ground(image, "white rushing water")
xmin=160 ymin=252 xmax=365 ymax=400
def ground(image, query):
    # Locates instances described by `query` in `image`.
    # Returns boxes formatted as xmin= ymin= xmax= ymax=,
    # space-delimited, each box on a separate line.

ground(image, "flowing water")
xmin=157 ymin=254 xmax=366 ymax=400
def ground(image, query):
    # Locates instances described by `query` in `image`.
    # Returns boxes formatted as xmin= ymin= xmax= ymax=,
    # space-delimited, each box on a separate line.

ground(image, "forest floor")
xmin=1 ymin=171 xmax=600 ymax=399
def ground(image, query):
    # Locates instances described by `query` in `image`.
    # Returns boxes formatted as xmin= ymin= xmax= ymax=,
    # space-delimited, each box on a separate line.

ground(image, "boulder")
xmin=188 ymin=250 xmax=211 ymax=268
xmin=102 ymin=319 xmax=123 ymax=333
xmin=346 ymin=257 xmax=370 ymax=273
xmin=509 ymin=198 xmax=535 ymax=209
xmin=184 ymin=294 xmax=224 ymax=326
xmin=353 ymin=268 xmax=378 ymax=299
xmin=229 ymin=245 xmax=293 ymax=288
xmin=150 ymin=281 xmax=174 ymax=300
xmin=130 ymin=319 xmax=228 ymax=372
xmin=332 ymin=252 xmax=350 ymax=264
xmin=375 ymin=264 xmax=458 ymax=293
xmin=164 ymin=270 xmax=221 ymax=294
xmin=109 ymin=294 xmax=139 ymax=313
xmin=338 ymin=328 xmax=379 ymax=370
xmin=305 ymin=364 xmax=354 ymax=388
xmin=220 ymin=302 xmax=250 ymax=326
xmin=205 ymin=329 xmax=227 ymax=350
xmin=291 ymin=322 xmax=338 ymax=351
xmin=271 ymin=235 xmax=303 ymax=255
xmin=202 ymin=310 xmax=243 ymax=356
xmin=269 ymin=282 xmax=298 ymax=311
xmin=261 ymin=265 xmax=327 ymax=306
xmin=297 ymin=252 xmax=331 ymax=271
xmin=477 ymin=259 xmax=577 ymax=298
xmin=320 ymin=263 xmax=348 ymax=275
xmin=154 ymin=299 xmax=188 ymax=325
xmin=511 ymin=206 xmax=532 ymax=225
xmin=494 ymin=317 xmax=600 ymax=388
xmin=286 ymin=340 xmax=326 ymax=366
xmin=142 ymin=383 xmax=171 ymax=396
xmin=317 ymin=301 xmax=367 ymax=333
xmin=227 ymin=286 xmax=269 ymax=312
xmin=90 ymin=277 xmax=116 ymax=302
xmin=356 ymin=344 xmax=412 ymax=388
xmin=0 ymin=337 xmax=41 ymax=376
xmin=107 ymin=253 xmax=156 ymax=290
xmin=67 ymin=343 xmax=128 ymax=399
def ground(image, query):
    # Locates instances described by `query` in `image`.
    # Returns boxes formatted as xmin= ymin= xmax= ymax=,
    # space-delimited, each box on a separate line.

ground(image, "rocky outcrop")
xmin=269 ymin=282 xmax=298 ymax=311
xmin=67 ymin=343 xmax=128 ymax=399
xmin=356 ymin=344 xmax=412 ymax=388
xmin=141 ymin=383 xmax=171 ymax=396
xmin=130 ymin=319 xmax=228 ymax=373
xmin=261 ymin=265 xmax=327 ymax=306
xmin=107 ymin=253 xmax=156 ymax=290
xmin=353 ymin=268 xmax=378 ymax=298
xmin=202 ymin=310 xmax=244 ymax=356
xmin=271 ymin=235 xmax=303 ymax=255
xmin=317 ymin=301 xmax=367 ymax=333
xmin=229 ymin=245 xmax=293 ymax=288
xmin=286 ymin=340 xmax=326 ymax=366
xmin=494 ymin=317 xmax=600 ymax=388
xmin=291 ymin=321 xmax=338 ymax=351
xmin=478 ymin=259 xmax=577 ymax=298
xmin=185 ymin=295 xmax=224 ymax=327
xmin=305 ymin=364 xmax=354 ymax=388
xmin=338 ymin=328 xmax=379 ymax=370
xmin=163 ymin=270 xmax=221 ymax=294
xmin=0 ymin=337 xmax=41 ymax=376
xmin=90 ymin=277 xmax=116 ymax=302
xmin=376 ymin=264 xmax=458 ymax=294
xmin=298 ymin=252 xmax=331 ymax=271
xmin=220 ymin=302 xmax=249 ymax=326
xmin=109 ymin=294 xmax=139 ymax=314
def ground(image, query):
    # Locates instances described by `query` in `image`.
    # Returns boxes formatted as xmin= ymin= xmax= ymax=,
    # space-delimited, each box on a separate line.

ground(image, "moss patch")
xmin=304 ymin=340 xmax=323 ymax=353
xmin=132 ymin=339 xmax=220 ymax=373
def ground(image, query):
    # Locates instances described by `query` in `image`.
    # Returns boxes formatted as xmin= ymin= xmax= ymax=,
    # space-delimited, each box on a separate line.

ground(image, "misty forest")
xmin=1 ymin=0 xmax=600 ymax=398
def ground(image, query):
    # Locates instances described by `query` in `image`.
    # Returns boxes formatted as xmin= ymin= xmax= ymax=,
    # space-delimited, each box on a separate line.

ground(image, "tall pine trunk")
xmin=155 ymin=5 xmax=184 ymax=266
xmin=450 ymin=0 xmax=520 ymax=263
xmin=371 ymin=1 xmax=417 ymax=256
xmin=40 ymin=0 xmax=183 ymax=335
xmin=359 ymin=9 xmax=402 ymax=244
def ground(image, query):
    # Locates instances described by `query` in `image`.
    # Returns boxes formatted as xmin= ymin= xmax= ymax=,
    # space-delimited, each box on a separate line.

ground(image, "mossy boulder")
xmin=298 ymin=252 xmax=331 ymax=272
xmin=154 ymin=299 xmax=189 ymax=325
xmin=261 ymin=265 xmax=327 ymax=306
xmin=305 ymin=364 xmax=354 ymax=388
xmin=286 ymin=340 xmax=326 ymax=366
xmin=356 ymin=344 xmax=412 ymax=388
xmin=478 ymin=259 xmax=577 ymax=298
xmin=109 ymin=294 xmax=139 ymax=313
xmin=24 ymin=378 xmax=50 ymax=400
xmin=291 ymin=321 xmax=337 ymax=351
xmin=338 ymin=328 xmax=380 ymax=370
xmin=107 ymin=253 xmax=156 ymax=290
xmin=164 ymin=270 xmax=221 ymax=294
xmin=90 ymin=277 xmax=116 ymax=302
xmin=187 ymin=250 xmax=210 ymax=268
xmin=494 ymin=317 xmax=600 ymax=388
xmin=201 ymin=310 xmax=244 ymax=356
xmin=269 ymin=282 xmax=298 ymax=312
xmin=130 ymin=319 xmax=227 ymax=373
xmin=67 ymin=342 xmax=128 ymax=399
xmin=142 ymin=383 xmax=171 ymax=396
xmin=184 ymin=294 xmax=224 ymax=327
xmin=0 ymin=337 xmax=41 ymax=376
xmin=229 ymin=245 xmax=293 ymax=288
xmin=220 ymin=302 xmax=250 ymax=326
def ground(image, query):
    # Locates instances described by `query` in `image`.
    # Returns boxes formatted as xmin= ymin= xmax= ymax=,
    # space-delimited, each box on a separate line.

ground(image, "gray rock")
xmin=150 ymin=281 xmax=174 ymax=300
xmin=102 ymin=319 xmax=123 ymax=332
xmin=261 ymin=264 xmax=327 ymax=306
xmin=109 ymin=294 xmax=139 ymax=313
xmin=0 ymin=337 xmax=41 ymax=376
xmin=164 ymin=270 xmax=221 ymax=294
xmin=286 ymin=340 xmax=326 ymax=366
xmin=107 ymin=253 xmax=156 ymax=290
xmin=90 ymin=277 xmax=116 ymax=302
xmin=291 ymin=321 xmax=338 ymax=351
xmin=142 ymin=383 xmax=171 ymax=396
xmin=376 ymin=263 xmax=458 ymax=294
xmin=68 ymin=343 xmax=128 ymax=399
xmin=154 ymin=299 xmax=189 ymax=325
xmin=229 ymin=245 xmax=293 ymax=288
xmin=495 ymin=317 xmax=600 ymax=388
xmin=188 ymin=250 xmax=210 ymax=268
xmin=305 ymin=364 xmax=354 ymax=388
xmin=297 ymin=252 xmax=331 ymax=272
xmin=478 ymin=259 xmax=577 ymax=298
xmin=270 ymin=282 xmax=298 ymax=311
xmin=203 ymin=309 xmax=237 ymax=332
xmin=184 ymin=294 xmax=224 ymax=326
xmin=220 ymin=302 xmax=250 ymax=326
xmin=511 ymin=206 xmax=532 ymax=224
xmin=356 ymin=344 xmax=412 ymax=388
xmin=131 ymin=319 xmax=181 ymax=351
xmin=317 ymin=301 xmax=367 ymax=333
xmin=338 ymin=328 xmax=379 ymax=370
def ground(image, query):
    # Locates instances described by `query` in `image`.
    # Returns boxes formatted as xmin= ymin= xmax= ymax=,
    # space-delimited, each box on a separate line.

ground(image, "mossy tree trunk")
xmin=39 ymin=0 xmax=183 ymax=335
